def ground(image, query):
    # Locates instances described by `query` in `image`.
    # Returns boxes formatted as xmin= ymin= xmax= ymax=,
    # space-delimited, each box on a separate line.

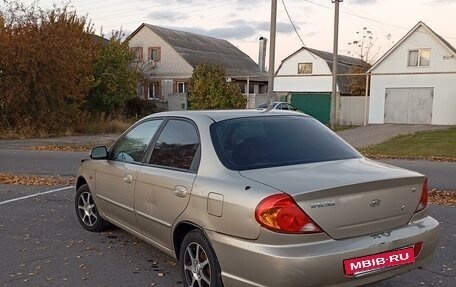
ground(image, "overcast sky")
xmin=10 ymin=0 xmax=456 ymax=67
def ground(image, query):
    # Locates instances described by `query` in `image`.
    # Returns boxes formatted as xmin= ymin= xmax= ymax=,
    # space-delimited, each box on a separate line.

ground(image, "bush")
xmin=188 ymin=64 xmax=246 ymax=110
xmin=0 ymin=2 xmax=98 ymax=135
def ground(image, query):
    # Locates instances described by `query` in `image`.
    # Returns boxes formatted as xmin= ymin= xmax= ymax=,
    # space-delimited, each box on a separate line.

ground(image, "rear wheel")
xmin=75 ymin=184 xmax=110 ymax=232
xmin=179 ymin=229 xmax=223 ymax=287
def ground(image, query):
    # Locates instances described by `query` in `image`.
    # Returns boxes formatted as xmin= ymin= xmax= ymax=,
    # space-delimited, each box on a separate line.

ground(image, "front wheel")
xmin=179 ymin=229 xmax=223 ymax=287
xmin=75 ymin=184 xmax=110 ymax=232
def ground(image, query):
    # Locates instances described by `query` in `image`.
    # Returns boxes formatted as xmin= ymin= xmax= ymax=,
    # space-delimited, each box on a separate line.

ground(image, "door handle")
xmin=123 ymin=174 xmax=133 ymax=184
xmin=173 ymin=185 xmax=187 ymax=198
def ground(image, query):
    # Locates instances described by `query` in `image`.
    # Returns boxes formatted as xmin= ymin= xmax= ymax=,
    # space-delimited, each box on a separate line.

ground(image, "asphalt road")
xmin=0 ymin=150 xmax=86 ymax=177
xmin=0 ymin=149 xmax=454 ymax=190
xmin=0 ymin=146 xmax=454 ymax=286
xmin=379 ymin=160 xmax=456 ymax=191
xmin=0 ymin=184 xmax=454 ymax=287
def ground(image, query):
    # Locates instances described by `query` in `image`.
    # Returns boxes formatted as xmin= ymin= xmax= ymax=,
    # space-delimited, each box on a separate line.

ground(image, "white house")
xmin=368 ymin=21 xmax=456 ymax=125
xmin=274 ymin=47 xmax=368 ymax=125
xmin=126 ymin=24 xmax=267 ymax=111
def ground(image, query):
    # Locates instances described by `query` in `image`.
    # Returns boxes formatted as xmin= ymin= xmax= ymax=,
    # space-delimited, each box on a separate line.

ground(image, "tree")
xmin=346 ymin=27 xmax=377 ymax=97
xmin=347 ymin=27 xmax=379 ymax=64
xmin=88 ymin=31 xmax=141 ymax=115
xmin=188 ymin=64 xmax=246 ymax=110
xmin=0 ymin=0 xmax=98 ymax=135
xmin=346 ymin=63 xmax=371 ymax=97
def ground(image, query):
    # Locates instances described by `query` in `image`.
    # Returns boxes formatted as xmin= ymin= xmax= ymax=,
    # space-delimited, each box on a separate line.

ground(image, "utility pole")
xmin=330 ymin=0 xmax=342 ymax=130
xmin=268 ymin=0 xmax=277 ymax=108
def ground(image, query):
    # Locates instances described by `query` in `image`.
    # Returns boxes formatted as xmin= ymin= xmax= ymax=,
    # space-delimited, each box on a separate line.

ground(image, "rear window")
xmin=210 ymin=115 xmax=360 ymax=170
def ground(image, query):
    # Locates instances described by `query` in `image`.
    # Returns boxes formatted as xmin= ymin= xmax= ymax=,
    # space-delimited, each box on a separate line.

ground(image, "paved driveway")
xmin=337 ymin=124 xmax=450 ymax=148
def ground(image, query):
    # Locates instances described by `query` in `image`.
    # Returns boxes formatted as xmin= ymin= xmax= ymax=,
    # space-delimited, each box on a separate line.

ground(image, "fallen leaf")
xmin=28 ymin=145 xmax=91 ymax=152
xmin=0 ymin=173 xmax=74 ymax=186
xmin=429 ymin=190 xmax=456 ymax=206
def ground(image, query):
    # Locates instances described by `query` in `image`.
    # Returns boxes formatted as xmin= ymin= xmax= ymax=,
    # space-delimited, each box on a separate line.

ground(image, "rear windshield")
xmin=210 ymin=115 xmax=360 ymax=170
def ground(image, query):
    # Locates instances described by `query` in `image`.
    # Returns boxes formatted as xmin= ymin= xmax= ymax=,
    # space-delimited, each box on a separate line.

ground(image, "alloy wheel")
xmin=183 ymin=242 xmax=211 ymax=287
xmin=77 ymin=191 xmax=98 ymax=227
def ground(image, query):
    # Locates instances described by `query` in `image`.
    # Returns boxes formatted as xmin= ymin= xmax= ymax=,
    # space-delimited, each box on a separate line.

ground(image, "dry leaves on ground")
xmin=0 ymin=173 xmax=74 ymax=186
xmin=429 ymin=189 xmax=456 ymax=206
xmin=28 ymin=145 xmax=91 ymax=153
xmin=362 ymin=153 xmax=456 ymax=162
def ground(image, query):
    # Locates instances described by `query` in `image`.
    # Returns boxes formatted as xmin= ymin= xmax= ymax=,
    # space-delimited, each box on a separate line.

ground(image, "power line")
xmin=281 ymin=0 xmax=309 ymax=49
xmin=302 ymin=0 xmax=456 ymax=40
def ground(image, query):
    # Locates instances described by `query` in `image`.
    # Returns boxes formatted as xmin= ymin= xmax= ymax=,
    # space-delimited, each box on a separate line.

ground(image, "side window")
xmin=149 ymin=120 xmax=200 ymax=171
xmin=111 ymin=120 xmax=163 ymax=163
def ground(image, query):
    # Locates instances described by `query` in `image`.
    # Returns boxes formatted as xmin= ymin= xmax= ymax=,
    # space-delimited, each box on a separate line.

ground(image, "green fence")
xmin=290 ymin=93 xmax=331 ymax=124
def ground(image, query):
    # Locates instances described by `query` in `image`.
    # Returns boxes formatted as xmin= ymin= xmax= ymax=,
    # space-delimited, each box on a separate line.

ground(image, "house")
xmin=274 ymin=47 xmax=369 ymax=124
xmin=127 ymin=23 xmax=268 ymax=110
xmin=368 ymin=21 xmax=456 ymax=125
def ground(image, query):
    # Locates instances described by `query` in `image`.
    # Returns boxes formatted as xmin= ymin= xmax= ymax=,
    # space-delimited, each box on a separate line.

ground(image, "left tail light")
xmin=415 ymin=178 xmax=429 ymax=213
xmin=255 ymin=194 xmax=323 ymax=234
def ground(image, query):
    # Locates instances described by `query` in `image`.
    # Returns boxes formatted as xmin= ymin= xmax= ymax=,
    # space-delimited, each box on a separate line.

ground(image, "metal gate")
xmin=384 ymin=88 xmax=433 ymax=124
xmin=290 ymin=93 xmax=331 ymax=124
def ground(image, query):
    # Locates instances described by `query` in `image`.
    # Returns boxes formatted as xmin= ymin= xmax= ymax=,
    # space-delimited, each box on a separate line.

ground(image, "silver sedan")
xmin=75 ymin=110 xmax=439 ymax=287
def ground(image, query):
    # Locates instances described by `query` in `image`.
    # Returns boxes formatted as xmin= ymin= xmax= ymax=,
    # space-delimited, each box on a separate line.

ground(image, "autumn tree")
xmin=346 ymin=27 xmax=377 ymax=97
xmin=189 ymin=64 xmax=246 ymax=110
xmin=0 ymin=0 xmax=98 ymax=135
xmin=88 ymin=31 xmax=141 ymax=115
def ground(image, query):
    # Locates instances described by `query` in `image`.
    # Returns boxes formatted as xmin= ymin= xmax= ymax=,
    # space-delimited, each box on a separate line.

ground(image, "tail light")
xmin=415 ymin=178 xmax=429 ymax=213
xmin=255 ymin=194 xmax=323 ymax=234
xmin=414 ymin=242 xmax=423 ymax=258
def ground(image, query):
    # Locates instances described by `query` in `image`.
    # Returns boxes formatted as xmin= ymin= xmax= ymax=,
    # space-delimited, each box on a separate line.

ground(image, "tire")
xmin=179 ymin=229 xmax=223 ymax=287
xmin=75 ymin=184 xmax=110 ymax=232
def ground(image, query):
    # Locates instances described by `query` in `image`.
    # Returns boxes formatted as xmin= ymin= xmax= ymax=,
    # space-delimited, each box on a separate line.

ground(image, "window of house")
xmin=149 ymin=120 xmax=200 ymax=171
xmin=177 ymin=82 xmax=188 ymax=93
xmin=110 ymin=120 xmax=163 ymax=163
xmin=148 ymin=82 xmax=160 ymax=100
xmin=408 ymin=49 xmax=431 ymax=67
xmin=131 ymin=47 xmax=143 ymax=62
xmin=149 ymin=46 xmax=161 ymax=62
xmin=248 ymin=84 xmax=255 ymax=94
xmin=298 ymin=63 xmax=313 ymax=74
xmin=238 ymin=83 xmax=255 ymax=94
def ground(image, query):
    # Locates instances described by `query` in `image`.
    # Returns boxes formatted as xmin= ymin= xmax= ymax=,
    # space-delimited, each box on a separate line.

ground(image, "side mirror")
xmin=90 ymin=146 xmax=108 ymax=159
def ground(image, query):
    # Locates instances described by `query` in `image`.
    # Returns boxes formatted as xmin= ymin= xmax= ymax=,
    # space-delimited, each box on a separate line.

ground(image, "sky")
xmin=7 ymin=0 xmax=456 ymax=68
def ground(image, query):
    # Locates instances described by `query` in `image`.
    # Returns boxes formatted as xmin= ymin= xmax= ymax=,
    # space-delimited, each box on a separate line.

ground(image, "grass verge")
xmin=360 ymin=127 xmax=456 ymax=161
xmin=0 ymin=113 xmax=134 ymax=139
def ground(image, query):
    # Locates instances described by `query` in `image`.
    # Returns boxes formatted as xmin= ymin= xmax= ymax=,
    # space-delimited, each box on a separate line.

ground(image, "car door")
xmin=135 ymin=118 xmax=200 ymax=248
xmin=94 ymin=119 xmax=163 ymax=232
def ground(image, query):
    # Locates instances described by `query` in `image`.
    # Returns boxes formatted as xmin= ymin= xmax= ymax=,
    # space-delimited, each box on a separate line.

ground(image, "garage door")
xmin=290 ymin=93 xmax=331 ymax=124
xmin=384 ymin=88 xmax=433 ymax=124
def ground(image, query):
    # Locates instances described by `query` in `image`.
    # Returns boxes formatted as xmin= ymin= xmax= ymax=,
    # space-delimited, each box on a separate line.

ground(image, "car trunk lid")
xmin=240 ymin=159 xmax=425 ymax=239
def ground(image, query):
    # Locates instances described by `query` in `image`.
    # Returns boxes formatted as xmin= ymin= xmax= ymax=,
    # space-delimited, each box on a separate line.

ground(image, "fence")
xmin=164 ymin=93 xmax=272 ymax=111
xmin=339 ymin=96 xmax=369 ymax=126
xmin=165 ymin=93 xmax=188 ymax=111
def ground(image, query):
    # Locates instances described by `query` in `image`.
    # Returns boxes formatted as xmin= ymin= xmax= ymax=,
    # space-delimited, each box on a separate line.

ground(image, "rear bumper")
xmin=207 ymin=216 xmax=440 ymax=287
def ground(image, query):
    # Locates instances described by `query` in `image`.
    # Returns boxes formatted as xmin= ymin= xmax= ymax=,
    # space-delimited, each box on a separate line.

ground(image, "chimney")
xmin=258 ymin=37 xmax=268 ymax=73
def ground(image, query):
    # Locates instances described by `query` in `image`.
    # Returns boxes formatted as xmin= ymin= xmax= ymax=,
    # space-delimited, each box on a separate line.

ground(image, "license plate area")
xmin=344 ymin=247 xmax=415 ymax=276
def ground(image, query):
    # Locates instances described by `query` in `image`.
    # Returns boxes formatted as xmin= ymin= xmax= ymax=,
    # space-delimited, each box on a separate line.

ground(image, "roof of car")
xmin=145 ymin=109 xmax=307 ymax=122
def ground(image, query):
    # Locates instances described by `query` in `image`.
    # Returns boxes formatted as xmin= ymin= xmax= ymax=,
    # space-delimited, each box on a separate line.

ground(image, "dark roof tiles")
xmin=143 ymin=24 xmax=266 ymax=78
